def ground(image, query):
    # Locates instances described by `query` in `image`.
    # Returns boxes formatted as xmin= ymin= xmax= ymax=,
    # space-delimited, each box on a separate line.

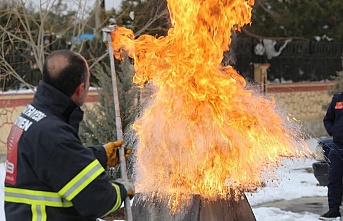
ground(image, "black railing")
xmin=1 ymin=37 xmax=343 ymax=90
xmin=0 ymin=37 xmax=109 ymax=91
xmin=234 ymin=38 xmax=343 ymax=83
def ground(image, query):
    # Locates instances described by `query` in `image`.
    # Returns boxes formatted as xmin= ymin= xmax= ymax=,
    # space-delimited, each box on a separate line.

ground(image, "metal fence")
xmin=234 ymin=38 xmax=343 ymax=83
xmin=0 ymin=37 xmax=109 ymax=91
xmin=1 ymin=37 xmax=343 ymax=90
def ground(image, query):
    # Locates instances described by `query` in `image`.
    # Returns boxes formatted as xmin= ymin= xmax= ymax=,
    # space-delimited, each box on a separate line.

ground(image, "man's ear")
xmin=70 ymin=83 xmax=86 ymax=106
xmin=75 ymin=83 xmax=85 ymax=97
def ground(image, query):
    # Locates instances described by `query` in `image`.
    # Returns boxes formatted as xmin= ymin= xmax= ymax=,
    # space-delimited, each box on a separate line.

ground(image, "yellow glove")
xmin=104 ymin=140 xmax=132 ymax=167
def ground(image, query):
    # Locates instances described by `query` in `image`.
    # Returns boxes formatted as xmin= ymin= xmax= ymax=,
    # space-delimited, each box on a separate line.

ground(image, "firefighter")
xmin=5 ymin=50 xmax=134 ymax=221
xmin=321 ymin=93 xmax=343 ymax=220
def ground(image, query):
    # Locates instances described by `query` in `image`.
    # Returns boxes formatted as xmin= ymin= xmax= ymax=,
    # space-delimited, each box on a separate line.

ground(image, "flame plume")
xmin=111 ymin=0 xmax=309 ymax=212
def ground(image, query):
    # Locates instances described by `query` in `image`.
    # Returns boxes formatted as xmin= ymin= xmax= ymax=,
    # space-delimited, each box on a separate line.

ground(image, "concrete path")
xmin=255 ymin=196 xmax=330 ymax=216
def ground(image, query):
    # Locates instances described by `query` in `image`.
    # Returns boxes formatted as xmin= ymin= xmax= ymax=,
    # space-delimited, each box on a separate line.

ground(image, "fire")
xmin=111 ymin=0 xmax=310 ymax=212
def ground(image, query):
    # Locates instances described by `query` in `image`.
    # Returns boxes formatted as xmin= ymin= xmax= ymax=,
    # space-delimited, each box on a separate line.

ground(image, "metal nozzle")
xmin=102 ymin=25 xmax=116 ymax=42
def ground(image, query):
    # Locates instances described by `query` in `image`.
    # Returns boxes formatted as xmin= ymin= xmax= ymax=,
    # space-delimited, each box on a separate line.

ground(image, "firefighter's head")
xmin=43 ymin=50 xmax=90 ymax=106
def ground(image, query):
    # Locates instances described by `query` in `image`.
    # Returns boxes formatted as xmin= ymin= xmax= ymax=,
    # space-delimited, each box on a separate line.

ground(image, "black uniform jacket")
xmin=324 ymin=93 xmax=343 ymax=147
xmin=5 ymin=81 xmax=127 ymax=221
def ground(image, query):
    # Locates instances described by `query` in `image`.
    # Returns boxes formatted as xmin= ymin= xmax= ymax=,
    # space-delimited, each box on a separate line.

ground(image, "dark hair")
xmin=43 ymin=50 xmax=88 ymax=97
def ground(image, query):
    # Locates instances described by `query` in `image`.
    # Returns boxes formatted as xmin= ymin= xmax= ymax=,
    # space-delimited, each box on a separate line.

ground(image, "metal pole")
xmin=102 ymin=26 xmax=133 ymax=221
xmin=94 ymin=0 xmax=101 ymax=37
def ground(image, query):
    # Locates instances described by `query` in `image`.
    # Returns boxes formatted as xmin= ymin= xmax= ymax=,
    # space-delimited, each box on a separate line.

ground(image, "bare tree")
xmin=114 ymin=0 xmax=171 ymax=37
xmin=0 ymin=0 xmax=100 ymax=91
xmin=0 ymin=0 xmax=113 ymax=157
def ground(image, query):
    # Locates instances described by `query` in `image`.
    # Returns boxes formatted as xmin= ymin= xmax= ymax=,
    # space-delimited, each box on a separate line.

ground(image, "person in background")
xmin=5 ymin=50 xmax=134 ymax=221
xmin=321 ymin=93 xmax=343 ymax=220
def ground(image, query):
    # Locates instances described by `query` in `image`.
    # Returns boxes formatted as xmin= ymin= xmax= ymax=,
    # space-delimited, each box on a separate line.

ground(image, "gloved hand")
xmin=113 ymin=178 xmax=135 ymax=199
xmin=104 ymin=140 xmax=132 ymax=167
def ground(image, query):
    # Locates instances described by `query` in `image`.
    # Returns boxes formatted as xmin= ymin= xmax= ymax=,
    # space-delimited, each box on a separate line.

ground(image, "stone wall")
xmin=266 ymin=82 xmax=335 ymax=137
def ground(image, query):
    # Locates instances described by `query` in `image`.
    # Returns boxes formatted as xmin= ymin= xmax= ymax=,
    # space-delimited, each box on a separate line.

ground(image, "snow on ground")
xmin=249 ymin=157 xmax=327 ymax=220
xmin=248 ymin=157 xmax=327 ymax=206
xmin=253 ymin=207 xmax=322 ymax=221
xmin=248 ymin=138 xmax=327 ymax=220
xmin=0 ymin=138 xmax=330 ymax=220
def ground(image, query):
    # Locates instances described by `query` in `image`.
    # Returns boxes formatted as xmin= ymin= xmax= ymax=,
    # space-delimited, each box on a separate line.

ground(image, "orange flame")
xmin=111 ymin=0 xmax=309 ymax=212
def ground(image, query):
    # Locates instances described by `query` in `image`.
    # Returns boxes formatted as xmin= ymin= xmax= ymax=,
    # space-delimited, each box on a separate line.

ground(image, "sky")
xmin=27 ymin=0 xmax=122 ymax=11
xmin=105 ymin=1 xmax=121 ymax=10
xmin=0 ymin=138 xmax=330 ymax=221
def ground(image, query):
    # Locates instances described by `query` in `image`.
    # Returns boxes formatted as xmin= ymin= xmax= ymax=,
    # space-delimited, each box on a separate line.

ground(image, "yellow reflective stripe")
xmin=5 ymin=187 xmax=72 ymax=207
xmin=58 ymin=159 xmax=104 ymax=201
xmin=31 ymin=204 xmax=47 ymax=221
xmin=102 ymin=183 xmax=122 ymax=217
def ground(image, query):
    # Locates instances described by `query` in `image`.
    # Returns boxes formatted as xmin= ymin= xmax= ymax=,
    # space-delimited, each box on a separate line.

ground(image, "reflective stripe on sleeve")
xmin=4 ymin=187 xmax=72 ymax=207
xmin=58 ymin=159 xmax=105 ymax=201
xmin=102 ymin=183 xmax=122 ymax=217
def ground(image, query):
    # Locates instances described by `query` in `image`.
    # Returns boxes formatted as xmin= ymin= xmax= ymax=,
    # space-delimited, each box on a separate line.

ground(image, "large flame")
xmin=111 ymin=0 xmax=309 ymax=212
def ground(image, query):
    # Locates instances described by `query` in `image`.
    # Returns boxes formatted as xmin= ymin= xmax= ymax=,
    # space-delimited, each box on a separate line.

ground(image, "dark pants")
xmin=328 ymin=144 xmax=343 ymax=211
